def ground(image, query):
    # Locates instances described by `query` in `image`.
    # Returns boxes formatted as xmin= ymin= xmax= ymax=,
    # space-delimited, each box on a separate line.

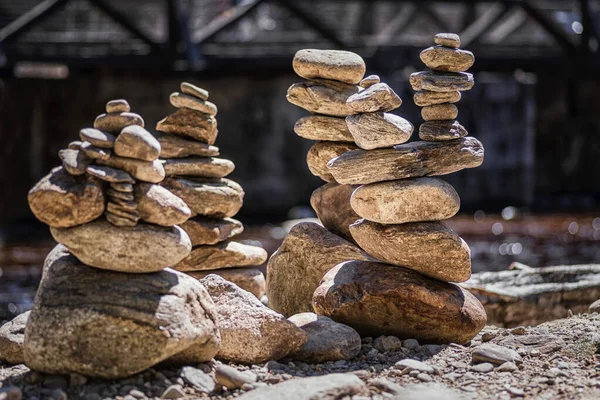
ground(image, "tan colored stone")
xmin=81 ymin=141 xmax=111 ymax=160
xmin=28 ymin=167 xmax=105 ymax=228
xmin=419 ymin=120 xmax=468 ymax=141
xmin=86 ymin=165 xmax=135 ymax=183
xmin=420 ymin=46 xmax=474 ymax=72
xmin=180 ymin=216 xmax=244 ymax=246
xmin=110 ymin=182 xmax=133 ymax=192
xmin=294 ymin=115 xmax=354 ymax=142
xmin=93 ymin=112 xmax=144 ymax=134
xmin=266 ymin=222 xmax=376 ymax=317
xmin=346 ymin=112 xmax=413 ymax=150
xmin=350 ymin=177 xmax=460 ymax=224
xmin=328 ymin=137 xmax=484 ymax=185
xmin=292 ymin=49 xmax=366 ymax=85
xmin=157 ymin=133 xmax=219 ymax=158
xmin=181 ymin=82 xmax=209 ymax=101
xmin=105 ymin=203 xmax=140 ymax=225
xmin=200 ymin=275 xmax=307 ymax=364
xmin=286 ymin=80 xmax=360 ymax=117
xmin=310 ymin=182 xmax=359 ymax=242
xmin=414 ymin=90 xmax=461 ymax=107
xmin=350 ymin=219 xmax=471 ymax=282
xmin=98 ymin=154 xmax=165 ymax=183
xmin=346 ymin=83 xmax=402 ymax=113
xmin=107 ymin=188 xmax=134 ymax=201
xmin=79 ymin=128 xmax=116 ymax=148
xmin=0 ymin=311 xmax=29 ymax=364
xmin=114 ymin=125 xmax=161 ymax=161
xmin=50 ymin=219 xmax=192 ymax=273
xmin=313 ymin=260 xmax=487 ymax=344
xmin=163 ymin=157 xmax=234 ymax=178
xmin=105 ymin=212 xmax=138 ymax=227
xmin=25 ymin=246 xmax=219 ymax=378
xmin=174 ymin=240 xmax=267 ymax=272
xmin=359 ymin=75 xmax=380 ymax=88
xmin=135 ymin=183 xmax=191 ymax=226
xmin=410 ymin=71 xmax=474 ymax=92
xmin=306 ymin=141 xmax=359 ymax=182
xmin=156 ymin=108 xmax=218 ymax=144
xmin=422 ymin=103 xmax=458 ymax=121
xmin=108 ymin=198 xmax=137 ymax=213
xmin=188 ymin=268 xmax=266 ymax=299
xmin=59 ymin=149 xmax=90 ymax=176
xmin=170 ymin=92 xmax=217 ymax=116
xmin=106 ymin=99 xmax=130 ymax=113
xmin=435 ymin=33 xmax=461 ymax=48
xmin=162 ymin=177 xmax=244 ymax=218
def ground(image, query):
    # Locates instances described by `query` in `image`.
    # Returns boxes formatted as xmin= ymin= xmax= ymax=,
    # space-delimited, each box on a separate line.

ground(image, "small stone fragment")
xmin=181 ymin=82 xmax=209 ymax=101
xmin=59 ymin=149 xmax=90 ymax=176
xmin=188 ymin=268 xmax=266 ymax=299
xmin=0 ymin=311 xmax=29 ymax=364
xmin=394 ymin=359 xmax=435 ymax=374
xmin=420 ymin=46 xmax=475 ymax=72
xmin=81 ymin=141 xmax=111 ymax=160
xmin=403 ymin=339 xmax=420 ymax=349
xmin=422 ymin=103 xmax=458 ymax=121
xmin=215 ymin=364 xmax=257 ymax=390
xmin=93 ymin=112 xmax=144 ymax=134
xmin=157 ymin=133 xmax=220 ymax=158
xmin=497 ymin=362 xmax=519 ymax=372
xmin=410 ymin=71 xmax=474 ymax=92
xmin=170 ymin=92 xmax=218 ymax=116
xmin=68 ymin=141 xmax=83 ymax=150
xmin=414 ymin=90 xmax=461 ymax=107
xmin=156 ymin=108 xmax=218 ymax=144
xmin=359 ymin=75 xmax=380 ymax=88
xmin=373 ymin=336 xmax=403 ymax=353
xmin=294 ymin=115 xmax=354 ymax=142
xmin=180 ymin=366 xmax=216 ymax=393
xmin=293 ymin=49 xmax=366 ymax=84
xmin=161 ymin=385 xmax=186 ymax=399
xmin=106 ymin=99 xmax=130 ymax=113
xmin=419 ymin=120 xmax=468 ymax=141
xmin=110 ymin=182 xmax=134 ymax=192
xmin=174 ymin=240 xmax=267 ymax=272
xmin=346 ymin=112 xmax=413 ymax=150
xmin=79 ymin=128 xmax=116 ymax=148
xmin=346 ymin=83 xmax=402 ymax=113
xmin=435 ymin=33 xmax=461 ymax=48
xmin=471 ymin=343 xmax=523 ymax=365
xmin=86 ymin=165 xmax=135 ymax=183
xmin=179 ymin=216 xmax=244 ymax=246
xmin=113 ymin=125 xmax=161 ymax=161
xmin=310 ymin=182 xmax=359 ymax=242
xmin=163 ymin=157 xmax=234 ymax=178
xmin=98 ymin=155 xmax=165 ymax=183
xmin=306 ymin=141 xmax=359 ymax=182
xmin=589 ymin=299 xmax=600 ymax=313
xmin=470 ymin=363 xmax=494 ymax=373
xmin=286 ymin=80 xmax=360 ymax=117
xmin=135 ymin=183 xmax=191 ymax=226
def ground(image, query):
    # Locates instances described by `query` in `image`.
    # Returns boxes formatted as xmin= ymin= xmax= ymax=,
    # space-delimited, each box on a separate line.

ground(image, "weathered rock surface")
xmin=410 ymin=71 xmax=474 ymax=92
xmin=346 ymin=112 xmax=413 ymax=150
xmin=328 ymin=137 xmax=484 ymax=185
xmin=419 ymin=120 xmax=468 ymax=141
xmin=179 ymin=216 xmax=244 ymax=246
xmin=50 ymin=219 xmax=192 ymax=273
xmin=93 ymin=112 xmax=144 ymax=134
xmin=156 ymin=108 xmax=218 ymax=144
xmin=313 ymin=260 xmax=487 ymax=344
xmin=350 ymin=219 xmax=471 ymax=283
xmin=359 ymin=74 xmax=380 ymax=88
xmin=170 ymin=92 xmax=218 ymax=116
xmin=175 ymin=240 xmax=267 ymax=272
xmin=200 ymin=275 xmax=307 ymax=364
xmin=28 ymin=167 xmax=105 ymax=228
xmin=98 ymin=155 xmax=165 ymax=183
xmin=162 ymin=177 xmax=244 ymax=218
xmin=25 ymin=246 xmax=219 ymax=378
xmin=294 ymin=115 xmax=354 ymax=142
xmin=59 ymin=149 xmax=90 ymax=176
xmin=79 ymin=128 xmax=116 ymax=149
xmin=350 ymin=177 xmax=460 ymax=224
xmin=0 ymin=311 xmax=29 ymax=364
xmin=472 ymin=343 xmax=522 ymax=365
xmin=68 ymin=140 xmax=83 ymax=150
xmin=420 ymin=46 xmax=475 ymax=72
xmin=113 ymin=125 xmax=161 ymax=161
xmin=293 ymin=49 xmax=366 ymax=84
xmin=422 ymin=103 xmax=458 ymax=121
xmin=163 ymin=157 xmax=234 ymax=178
xmin=157 ymin=133 xmax=220 ymax=158
xmin=306 ymin=141 xmax=359 ymax=182
xmin=590 ymin=299 xmax=600 ymax=313
xmin=286 ymin=80 xmax=359 ymax=117
xmin=288 ymin=313 xmax=361 ymax=363
xmin=346 ymin=83 xmax=402 ymax=113
xmin=181 ymin=82 xmax=209 ymax=101
xmin=188 ymin=268 xmax=266 ymax=299
xmin=86 ymin=165 xmax=135 ymax=183
xmin=310 ymin=182 xmax=359 ymax=242
xmin=266 ymin=222 xmax=375 ymax=317
xmin=215 ymin=363 xmax=257 ymax=390
xmin=435 ymin=33 xmax=461 ymax=48
xmin=106 ymin=99 xmax=130 ymax=113
xmin=414 ymin=90 xmax=461 ymax=107
xmin=80 ymin=141 xmax=111 ymax=161
xmin=135 ymin=183 xmax=191 ymax=226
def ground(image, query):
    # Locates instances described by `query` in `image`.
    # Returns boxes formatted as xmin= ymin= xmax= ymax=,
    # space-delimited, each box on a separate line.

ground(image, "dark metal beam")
xmin=520 ymin=0 xmax=577 ymax=55
xmin=579 ymin=0 xmax=600 ymax=52
xmin=0 ymin=0 xmax=70 ymax=43
xmin=415 ymin=3 xmax=451 ymax=33
xmin=461 ymin=3 xmax=512 ymax=47
xmin=167 ymin=0 xmax=204 ymax=70
xmin=194 ymin=0 xmax=264 ymax=43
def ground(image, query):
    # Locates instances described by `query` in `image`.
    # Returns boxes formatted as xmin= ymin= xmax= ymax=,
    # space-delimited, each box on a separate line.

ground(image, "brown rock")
xmin=350 ymin=177 xmax=460 ymax=224
xmin=292 ymin=49 xmax=366 ymax=85
xmin=110 ymin=182 xmax=134 ymax=192
xmin=306 ymin=141 xmax=359 ymax=182
xmin=86 ymin=165 xmax=135 ymax=183
xmin=163 ymin=157 xmax=234 ymax=178
xmin=200 ymin=275 xmax=307 ymax=364
xmin=346 ymin=112 xmax=413 ymax=150
xmin=93 ymin=112 xmax=144 ymax=134
xmin=419 ymin=120 xmax=468 ymax=141
xmin=108 ymin=198 xmax=137 ymax=213
xmin=313 ymin=260 xmax=487 ymax=344
xmin=59 ymin=149 xmax=90 ymax=176
xmin=435 ymin=33 xmax=461 ymax=48
xmin=422 ymin=103 xmax=458 ymax=121
xmin=174 ymin=240 xmax=267 ymax=272
xmin=350 ymin=219 xmax=471 ymax=282
xmin=135 ymin=183 xmax=191 ymax=226
xmin=157 ymin=133 xmax=219 ymax=158
xmin=328 ymin=137 xmax=484 ymax=185
xmin=162 ymin=177 xmax=244 ymax=218
xmin=294 ymin=115 xmax=354 ymax=142
xmin=286 ymin=80 xmax=360 ymax=117
xmin=79 ymin=128 xmax=116 ymax=148
xmin=359 ymin=75 xmax=380 ymax=88
xmin=106 ymin=99 xmax=130 ymax=113
xmin=107 ymin=188 xmax=134 ymax=201
xmin=346 ymin=83 xmax=402 ymax=113
xmin=156 ymin=108 xmax=218 ymax=144
xmin=105 ymin=211 xmax=138 ymax=227
xmin=170 ymin=92 xmax=217 ymax=116
xmin=410 ymin=71 xmax=474 ymax=92
xmin=266 ymin=222 xmax=375 ymax=317
xmin=98 ymin=154 xmax=165 ymax=183
xmin=420 ymin=46 xmax=475 ymax=72
xmin=114 ymin=125 xmax=161 ymax=161
xmin=68 ymin=141 xmax=83 ymax=150
xmin=180 ymin=216 xmax=244 ymax=246
xmin=414 ymin=90 xmax=461 ymax=107
xmin=28 ymin=167 xmax=105 ymax=228
xmin=188 ymin=268 xmax=266 ymax=299
xmin=181 ymin=82 xmax=209 ymax=101
xmin=310 ymin=182 xmax=359 ymax=242
xmin=0 ymin=311 xmax=29 ymax=364
xmin=81 ymin=141 xmax=111 ymax=160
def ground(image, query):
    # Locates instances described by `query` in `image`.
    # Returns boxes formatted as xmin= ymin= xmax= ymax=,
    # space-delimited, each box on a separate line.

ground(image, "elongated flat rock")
xmin=420 ymin=46 xmax=475 ymax=72
xmin=86 ymin=165 xmax=135 ymax=183
xmin=98 ymin=154 xmax=165 ymax=183
xmin=435 ymin=33 xmax=461 ymax=48
xmin=157 ymin=133 xmax=219 ymax=158
xmin=286 ymin=80 xmax=359 ymax=117
xmin=313 ymin=260 xmax=486 ymax=344
xmin=350 ymin=219 xmax=471 ymax=282
xmin=293 ymin=49 xmax=366 ymax=85
xmin=410 ymin=71 xmax=474 ymax=92
xmin=162 ymin=177 xmax=244 ymax=218
xmin=163 ymin=157 xmax=234 ymax=178
xmin=93 ymin=112 xmax=144 ymax=134
xmin=180 ymin=216 xmax=244 ymax=246
xmin=346 ymin=112 xmax=413 ymax=150
xmin=351 ymin=177 xmax=460 ymax=224
xmin=306 ymin=141 xmax=359 ymax=182
xmin=181 ymin=82 xmax=209 ymax=101
xmin=175 ymin=240 xmax=267 ymax=271
xmin=156 ymin=108 xmax=218 ymax=144
xmin=328 ymin=137 xmax=484 ymax=185
xmin=294 ymin=115 xmax=354 ymax=142
xmin=106 ymin=99 xmax=130 ymax=113
xmin=135 ymin=183 xmax=191 ymax=226
xmin=79 ymin=128 xmax=116 ymax=148
xmin=420 ymin=120 xmax=468 ymax=141
xmin=359 ymin=75 xmax=380 ymax=88
xmin=51 ymin=219 xmax=192 ymax=273
xmin=81 ymin=141 xmax=111 ymax=160
xmin=266 ymin=222 xmax=376 ymax=317
xmin=188 ymin=268 xmax=265 ymax=299
xmin=59 ymin=149 xmax=90 ymax=176
xmin=114 ymin=125 xmax=161 ymax=161
xmin=414 ymin=90 xmax=461 ymax=106
xmin=346 ymin=82 xmax=402 ymax=113
xmin=310 ymin=182 xmax=359 ymax=242
xmin=170 ymin=92 xmax=217 ymax=116
xmin=422 ymin=103 xmax=458 ymax=121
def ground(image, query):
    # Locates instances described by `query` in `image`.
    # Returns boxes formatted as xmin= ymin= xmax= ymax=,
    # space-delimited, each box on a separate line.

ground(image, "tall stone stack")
xmin=157 ymin=82 xmax=268 ymax=298
xmin=24 ymin=100 xmax=221 ymax=378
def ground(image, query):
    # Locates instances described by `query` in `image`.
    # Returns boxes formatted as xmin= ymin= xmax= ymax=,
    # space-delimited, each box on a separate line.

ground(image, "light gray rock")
xmin=346 ymin=112 xmax=413 ymax=150
xmin=113 ymin=125 xmax=161 ymax=161
xmin=188 ymin=268 xmax=266 ymax=299
xmin=180 ymin=366 xmax=216 ymax=393
xmin=394 ymin=359 xmax=435 ymax=373
xmin=163 ymin=157 xmax=234 ymax=178
xmin=471 ymin=343 xmax=523 ymax=365
xmin=293 ymin=49 xmax=366 ymax=84
xmin=0 ymin=311 xmax=29 ymax=364
xmin=214 ymin=364 xmax=257 ymax=390
xmin=174 ymin=240 xmax=267 ymax=272
xmin=135 ymin=183 xmax=191 ymax=226
xmin=286 ymin=80 xmax=360 ymax=117
xmin=294 ymin=115 xmax=354 ymax=142
xmin=306 ymin=141 xmax=359 ymax=182
xmin=346 ymin=83 xmax=402 ymax=113
xmin=589 ymin=299 xmax=600 ymax=313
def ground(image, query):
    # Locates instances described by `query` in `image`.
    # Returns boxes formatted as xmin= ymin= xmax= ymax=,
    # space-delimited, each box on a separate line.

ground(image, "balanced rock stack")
xmin=24 ymin=100 xmax=221 ymax=378
xmin=157 ymin=82 xmax=268 ymax=298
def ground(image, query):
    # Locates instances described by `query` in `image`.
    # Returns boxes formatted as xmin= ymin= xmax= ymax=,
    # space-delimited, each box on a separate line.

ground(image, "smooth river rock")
xmin=157 ymin=133 xmax=220 ymax=158
xmin=179 ymin=216 xmax=244 ymax=246
xmin=0 ymin=311 xmax=29 ymax=364
xmin=156 ymin=108 xmax=218 ymax=144
xmin=28 ymin=167 xmax=105 ymax=228
xmin=170 ymin=92 xmax=218 ymax=116
xmin=97 ymin=154 xmax=165 ymax=183
xmin=188 ymin=268 xmax=266 ymax=299
xmin=59 ymin=148 xmax=90 ymax=176
xmin=350 ymin=177 xmax=460 ymax=224
xmin=313 ymin=260 xmax=487 ymax=344
xmin=359 ymin=74 xmax=380 ymax=88
xmin=79 ymin=128 xmax=117 ymax=149
xmin=310 ymin=182 xmax=359 ymax=242
xmin=435 ymin=33 xmax=461 ymax=48
xmin=174 ymin=240 xmax=267 ymax=272
xmin=50 ymin=219 xmax=192 ymax=273
xmin=306 ymin=141 xmax=359 ymax=182
xmin=86 ymin=165 xmax=135 ymax=183
xmin=135 ymin=183 xmax=191 ymax=226
xmin=422 ymin=103 xmax=458 ymax=121
xmin=266 ymin=222 xmax=375 ymax=317
xmin=420 ymin=46 xmax=475 ymax=72
xmin=294 ymin=115 xmax=354 ymax=142
xmin=420 ymin=120 xmax=468 ymax=141
xmin=410 ymin=71 xmax=474 ymax=92
xmin=93 ymin=112 xmax=144 ymax=134
xmin=327 ymin=137 xmax=484 ymax=185
xmin=286 ymin=80 xmax=360 ymax=117
xmin=106 ymin=99 xmax=130 ymax=113
xmin=163 ymin=157 xmax=234 ymax=178
xmin=181 ymin=82 xmax=209 ymax=101
xmin=349 ymin=219 xmax=471 ymax=282
xmin=346 ymin=112 xmax=413 ymax=150
xmin=414 ymin=90 xmax=461 ymax=107
xmin=292 ymin=49 xmax=366 ymax=84
xmin=114 ymin=125 xmax=161 ymax=161
xmin=346 ymin=82 xmax=402 ymax=113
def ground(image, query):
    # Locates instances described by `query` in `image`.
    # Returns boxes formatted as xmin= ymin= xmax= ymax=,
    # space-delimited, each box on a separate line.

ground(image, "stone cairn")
xmin=24 ymin=100 xmax=221 ymax=378
xmin=270 ymin=37 xmax=487 ymax=345
xmin=156 ymin=83 xmax=268 ymax=298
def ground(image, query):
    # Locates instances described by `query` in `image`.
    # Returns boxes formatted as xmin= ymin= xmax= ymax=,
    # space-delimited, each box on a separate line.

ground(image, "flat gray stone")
xmin=410 ymin=71 xmax=474 ymax=92
xmin=472 ymin=343 xmax=523 ymax=365
xmin=294 ymin=115 xmax=354 ymax=142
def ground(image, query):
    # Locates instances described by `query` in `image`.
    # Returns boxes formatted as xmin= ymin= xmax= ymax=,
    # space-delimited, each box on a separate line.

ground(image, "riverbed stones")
xmin=310 ymin=182 xmax=359 ymax=242
xmin=294 ymin=115 xmax=354 ymax=142
xmin=0 ymin=311 xmax=29 ymax=364
xmin=346 ymin=112 xmax=413 ymax=150
xmin=420 ymin=120 xmax=468 ymax=141
xmin=286 ymin=80 xmax=360 ymax=117
xmin=422 ymin=103 xmax=458 ymax=121
xmin=163 ymin=157 xmax=234 ymax=178
xmin=292 ymin=49 xmax=366 ymax=84
xmin=420 ymin=46 xmax=475 ymax=73
xmin=113 ymin=125 xmax=161 ymax=161
xmin=346 ymin=82 xmax=402 ymax=113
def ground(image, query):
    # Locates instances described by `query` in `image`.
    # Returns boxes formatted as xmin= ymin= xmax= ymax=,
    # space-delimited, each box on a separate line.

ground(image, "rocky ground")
xmin=2 ymin=313 xmax=600 ymax=400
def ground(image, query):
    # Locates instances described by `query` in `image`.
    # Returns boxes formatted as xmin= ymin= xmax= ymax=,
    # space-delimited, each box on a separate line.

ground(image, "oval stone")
xmin=114 ymin=125 xmax=161 ymax=161
xmin=306 ymin=141 xmax=359 ymax=182
xmin=174 ymin=240 xmax=267 ymax=272
xmin=293 ymin=49 xmax=366 ymax=85
xmin=286 ymin=80 xmax=360 ymax=117
xmin=135 ymin=183 xmax=191 ymax=226
xmin=422 ymin=103 xmax=458 ymax=121
xmin=188 ymin=268 xmax=265 ymax=299
xmin=346 ymin=112 xmax=413 ymax=150
xmin=410 ymin=71 xmax=474 ymax=92
xmin=346 ymin=83 xmax=402 ymax=113
xmin=414 ymin=90 xmax=461 ymax=107
xmin=294 ymin=115 xmax=354 ymax=142
xmin=420 ymin=46 xmax=475 ymax=73
xmin=435 ymin=33 xmax=461 ymax=48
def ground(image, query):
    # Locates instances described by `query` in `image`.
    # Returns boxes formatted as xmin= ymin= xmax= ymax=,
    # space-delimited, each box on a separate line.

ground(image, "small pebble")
xmin=497 ymin=362 xmax=519 ymax=372
xmin=530 ymin=349 xmax=541 ymax=357
xmin=510 ymin=327 xmax=526 ymax=335
xmin=470 ymin=362 xmax=494 ymax=373
xmin=161 ymin=385 xmax=185 ymax=399
xmin=402 ymin=339 xmax=420 ymax=350
xmin=417 ymin=373 xmax=432 ymax=382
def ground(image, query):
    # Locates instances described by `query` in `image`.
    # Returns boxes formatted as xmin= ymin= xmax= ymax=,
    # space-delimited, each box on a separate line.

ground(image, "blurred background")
xmin=0 ymin=0 xmax=599 ymax=322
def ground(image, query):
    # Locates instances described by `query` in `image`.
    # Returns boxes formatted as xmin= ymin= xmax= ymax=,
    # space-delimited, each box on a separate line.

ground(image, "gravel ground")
xmin=2 ymin=313 xmax=600 ymax=399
